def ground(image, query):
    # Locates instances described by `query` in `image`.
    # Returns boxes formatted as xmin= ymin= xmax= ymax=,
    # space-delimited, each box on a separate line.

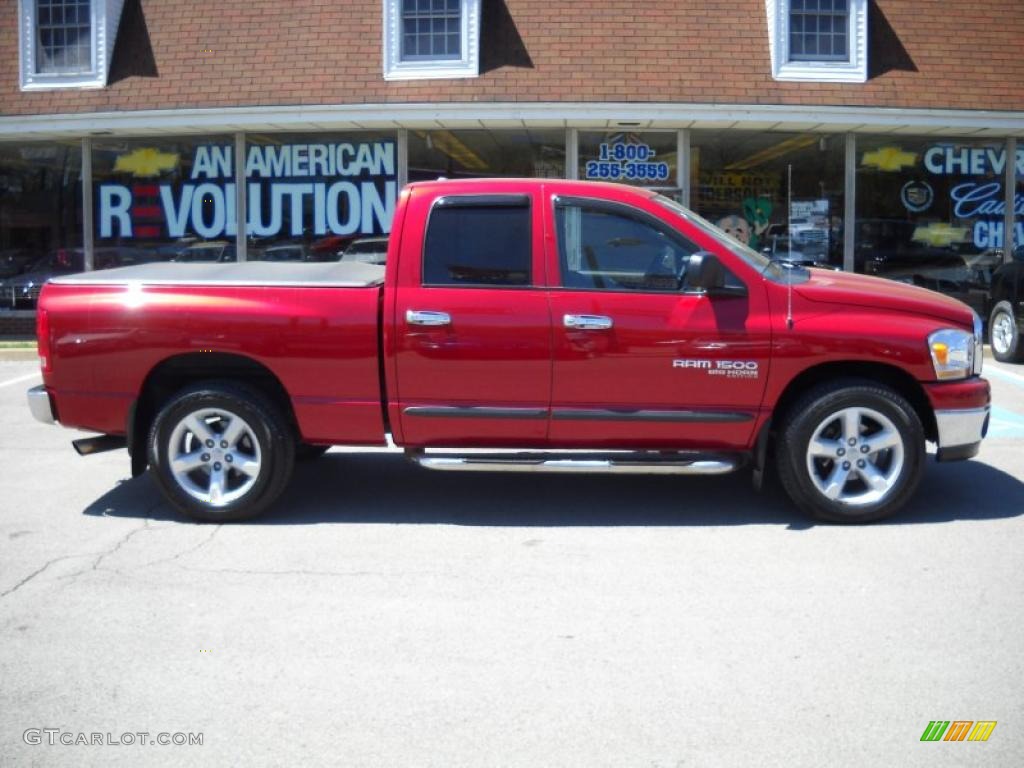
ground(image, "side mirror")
xmin=681 ymin=252 xmax=747 ymax=297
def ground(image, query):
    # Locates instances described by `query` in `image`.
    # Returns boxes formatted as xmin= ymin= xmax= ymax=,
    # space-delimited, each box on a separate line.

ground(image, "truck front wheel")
xmin=148 ymin=382 xmax=295 ymax=522
xmin=775 ymin=380 xmax=925 ymax=523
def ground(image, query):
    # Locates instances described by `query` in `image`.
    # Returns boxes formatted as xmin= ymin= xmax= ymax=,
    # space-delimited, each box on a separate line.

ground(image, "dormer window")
xmin=789 ymin=0 xmax=848 ymax=62
xmin=766 ymin=0 xmax=868 ymax=83
xmin=401 ymin=0 xmax=462 ymax=61
xmin=383 ymin=0 xmax=481 ymax=81
xmin=18 ymin=0 xmax=124 ymax=90
xmin=36 ymin=0 xmax=93 ymax=74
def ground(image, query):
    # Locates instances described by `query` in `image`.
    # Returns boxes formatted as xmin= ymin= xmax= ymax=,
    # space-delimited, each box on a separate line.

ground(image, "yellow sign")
xmin=861 ymin=146 xmax=917 ymax=172
xmin=113 ymin=148 xmax=180 ymax=178
xmin=911 ymin=223 xmax=968 ymax=247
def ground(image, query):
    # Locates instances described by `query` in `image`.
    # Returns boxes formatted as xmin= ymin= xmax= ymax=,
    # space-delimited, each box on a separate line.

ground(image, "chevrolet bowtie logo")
xmin=912 ymin=223 xmax=969 ymax=247
xmin=113 ymin=148 xmax=180 ymax=178
xmin=861 ymin=146 xmax=917 ymax=172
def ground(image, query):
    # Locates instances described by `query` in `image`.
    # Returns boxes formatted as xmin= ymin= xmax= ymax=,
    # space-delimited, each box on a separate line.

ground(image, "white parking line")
xmin=0 ymin=372 xmax=41 ymax=389
xmin=985 ymin=365 xmax=1024 ymax=387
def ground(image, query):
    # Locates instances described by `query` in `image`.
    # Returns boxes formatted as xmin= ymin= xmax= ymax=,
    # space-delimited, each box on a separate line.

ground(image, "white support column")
xmin=843 ymin=132 xmax=856 ymax=273
xmin=679 ymin=129 xmax=691 ymax=207
xmin=566 ymin=128 xmax=579 ymax=180
xmin=234 ymin=132 xmax=247 ymax=262
xmin=397 ymin=128 xmax=409 ymax=191
xmin=82 ymin=137 xmax=94 ymax=271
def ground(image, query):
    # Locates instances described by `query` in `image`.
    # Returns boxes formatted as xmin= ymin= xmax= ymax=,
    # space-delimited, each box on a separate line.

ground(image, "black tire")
xmin=775 ymin=379 xmax=926 ymax=523
xmin=989 ymin=301 xmax=1023 ymax=363
xmin=148 ymin=381 xmax=295 ymax=522
xmin=296 ymin=443 xmax=331 ymax=461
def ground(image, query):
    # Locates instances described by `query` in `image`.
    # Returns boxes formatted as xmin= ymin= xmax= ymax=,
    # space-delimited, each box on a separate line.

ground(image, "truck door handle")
xmin=564 ymin=314 xmax=613 ymax=330
xmin=406 ymin=310 xmax=452 ymax=327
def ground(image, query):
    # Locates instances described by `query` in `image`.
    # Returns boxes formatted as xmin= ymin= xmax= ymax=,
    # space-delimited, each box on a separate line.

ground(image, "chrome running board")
xmin=408 ymin=450 xmax=742 ymax=475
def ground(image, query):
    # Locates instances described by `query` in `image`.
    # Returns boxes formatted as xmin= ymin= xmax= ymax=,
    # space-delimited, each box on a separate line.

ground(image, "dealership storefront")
xmin=1 ymin=111 xmax=1021 ymax=324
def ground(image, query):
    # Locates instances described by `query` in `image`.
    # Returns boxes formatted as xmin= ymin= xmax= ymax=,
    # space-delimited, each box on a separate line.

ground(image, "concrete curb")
xmin=0 ymin=349 xmax=38 ymax=361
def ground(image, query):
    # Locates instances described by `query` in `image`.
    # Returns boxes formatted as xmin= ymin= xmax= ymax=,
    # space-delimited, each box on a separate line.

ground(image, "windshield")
xmin=654 ymin=195 xmax=770 ymax=271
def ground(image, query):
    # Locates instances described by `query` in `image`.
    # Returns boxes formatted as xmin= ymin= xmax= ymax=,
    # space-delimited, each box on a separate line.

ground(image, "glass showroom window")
xmin=0 ymin=141 xmax=83 ymax=309
xmin=244 ymin=133 xmax=398 ymax=262
xmin=689 ymin=131 xmax=845 ymax=267
xmin=92 ymin=136 xmax=235 ymax=264
xmin=855 ymin=136 xmax=1007 ymax=317
xmin=1016 ymin=146 xmax=1024 ymax=259
xmin=408 ymin=129 xmax=565 ymax=182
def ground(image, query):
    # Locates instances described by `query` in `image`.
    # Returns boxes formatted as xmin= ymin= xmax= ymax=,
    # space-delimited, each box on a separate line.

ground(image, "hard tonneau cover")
xmin=50 ymin=261 xmax=386 ymax=288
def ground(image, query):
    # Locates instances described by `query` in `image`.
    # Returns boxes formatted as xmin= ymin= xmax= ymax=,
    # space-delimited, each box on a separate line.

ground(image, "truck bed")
xmin=41 ymin=259 xmax=388 ymax=447
xmin=50 ymin=260 xmax=386 ymax=288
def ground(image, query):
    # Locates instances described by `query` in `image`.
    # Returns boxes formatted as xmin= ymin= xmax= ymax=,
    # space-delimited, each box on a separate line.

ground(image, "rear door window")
xmin=423 ymin=196 xmax=531 ymax=287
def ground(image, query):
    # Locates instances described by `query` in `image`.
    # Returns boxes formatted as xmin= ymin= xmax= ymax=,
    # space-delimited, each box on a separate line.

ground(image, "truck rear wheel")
xmin=775 ymin=380 xmax=925 ymax=523
xmin=148 ymin=381 xmax=295 ymax=522
xmin=989 ymin=301 xmax=1023 ymax=363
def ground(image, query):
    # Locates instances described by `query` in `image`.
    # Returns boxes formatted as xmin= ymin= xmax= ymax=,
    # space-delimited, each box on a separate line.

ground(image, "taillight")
xmin=37 ymin=307 xmax=51 ymax=373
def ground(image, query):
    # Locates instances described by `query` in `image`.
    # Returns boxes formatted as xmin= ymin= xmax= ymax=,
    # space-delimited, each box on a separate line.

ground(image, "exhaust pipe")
xmin=72 ymin=435 xmax=127 ymax=456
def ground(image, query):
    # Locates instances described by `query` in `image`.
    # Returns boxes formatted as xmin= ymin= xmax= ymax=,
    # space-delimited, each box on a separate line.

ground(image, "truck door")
xmin=389 ymin=190 xmax=552 ymax=447
xmin=545 ymin=195 xmax=772 ymax=450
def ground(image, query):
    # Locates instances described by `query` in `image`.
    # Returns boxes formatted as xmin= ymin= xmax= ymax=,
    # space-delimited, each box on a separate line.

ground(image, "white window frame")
xmin=19 ymin=0 xmax=124 ymax=90
xmin=766 ymin=0 xmax=868 ymax=83
xmin=383 ymin=0 xmax=481 ymax=81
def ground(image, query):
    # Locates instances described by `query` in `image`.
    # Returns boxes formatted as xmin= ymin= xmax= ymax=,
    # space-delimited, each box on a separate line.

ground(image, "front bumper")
xmin=934 ymin=406 xmax=989 ymax=461
xmin=923 ymin=376 xmax=990 ymax=461
xmin=27 ymin=385 xmax=56 ymax=425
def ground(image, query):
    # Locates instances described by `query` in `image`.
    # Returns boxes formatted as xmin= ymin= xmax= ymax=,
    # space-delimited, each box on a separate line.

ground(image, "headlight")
xmin=928 ymin=328 xmax=975 ymax=380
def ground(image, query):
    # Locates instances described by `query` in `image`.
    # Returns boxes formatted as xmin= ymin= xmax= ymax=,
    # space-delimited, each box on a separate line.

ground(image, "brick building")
xmin=1 ymin=0 xmax=1023 ymax=331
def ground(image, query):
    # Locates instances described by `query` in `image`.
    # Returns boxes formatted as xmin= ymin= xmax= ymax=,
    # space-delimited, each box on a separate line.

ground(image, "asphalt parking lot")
xmin=2 ymin=357 xmax=1023 ymax=767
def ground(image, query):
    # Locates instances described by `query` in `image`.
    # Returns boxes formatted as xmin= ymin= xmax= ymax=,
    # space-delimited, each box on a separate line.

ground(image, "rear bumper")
xmin=27 ymin=385 xmax=55 ymax=425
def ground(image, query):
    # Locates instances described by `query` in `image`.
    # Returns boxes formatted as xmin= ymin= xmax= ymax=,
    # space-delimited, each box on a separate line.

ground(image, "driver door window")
xmin=554 ymin=201 xmax=698 ymax=292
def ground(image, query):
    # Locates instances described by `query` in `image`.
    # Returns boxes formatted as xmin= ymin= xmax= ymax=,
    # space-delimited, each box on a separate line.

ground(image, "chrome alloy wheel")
xmin=804 ymin=406 xmax=905 ymax=506
xmin=992 ymin=311 xmax=1014 ymax=356
xmin=167 ymin=408 xmax=262 ymax=507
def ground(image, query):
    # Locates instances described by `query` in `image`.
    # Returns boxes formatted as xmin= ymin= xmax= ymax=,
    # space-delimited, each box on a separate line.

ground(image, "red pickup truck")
xmin=28 ymin=179 xmax=990 ymax=523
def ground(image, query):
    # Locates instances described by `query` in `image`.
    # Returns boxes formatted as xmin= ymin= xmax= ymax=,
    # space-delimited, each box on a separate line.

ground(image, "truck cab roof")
xmin=406 ymin=177 xmax=661 ymax=200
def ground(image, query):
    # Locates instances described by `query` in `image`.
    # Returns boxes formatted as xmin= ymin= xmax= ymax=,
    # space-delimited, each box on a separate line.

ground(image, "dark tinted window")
xmin=555 ymin=202 xmax=697 ymax=292
xmin=423 ymin=201 xmax=531 ymax=287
